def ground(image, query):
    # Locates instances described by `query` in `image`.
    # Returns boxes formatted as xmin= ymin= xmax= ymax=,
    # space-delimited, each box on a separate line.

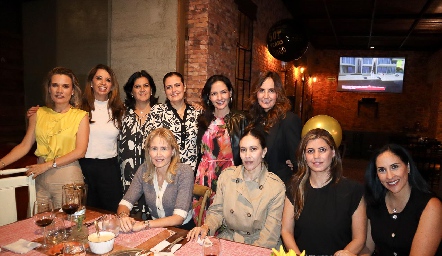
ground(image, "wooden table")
xmin=0 ymin=208 xmax=271 ymax=256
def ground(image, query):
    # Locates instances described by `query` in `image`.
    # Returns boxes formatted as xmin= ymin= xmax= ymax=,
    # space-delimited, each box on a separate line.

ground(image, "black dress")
xmin=287 ymin=178 xmax=364 ymax=255
xmin=367 ymin=189 xmax=442 ymax=256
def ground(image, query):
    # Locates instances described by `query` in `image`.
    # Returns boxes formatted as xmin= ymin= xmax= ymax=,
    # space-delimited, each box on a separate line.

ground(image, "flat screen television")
xmin=337 ymin=57 xmax=405 ymax=93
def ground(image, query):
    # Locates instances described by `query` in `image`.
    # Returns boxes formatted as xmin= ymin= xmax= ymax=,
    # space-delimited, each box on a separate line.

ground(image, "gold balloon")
xmin=301 ymin=115 xmax=342 ymax=147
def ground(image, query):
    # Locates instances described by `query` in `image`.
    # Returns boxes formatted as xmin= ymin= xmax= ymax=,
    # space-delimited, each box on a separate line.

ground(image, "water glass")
xmin=47 ymin=213 xmax=67 ymax=244
xmin=101 ymin=214 xmax=120 ymax=237
xmin=203 ymin=237 xmax=220 ymax=256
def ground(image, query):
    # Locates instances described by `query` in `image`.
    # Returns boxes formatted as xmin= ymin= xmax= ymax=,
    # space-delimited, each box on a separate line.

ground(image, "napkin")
xmin=2 ymin=239 xmax=41 ymax=254
xmin=150 ymin=240 xmax=182 ymax=253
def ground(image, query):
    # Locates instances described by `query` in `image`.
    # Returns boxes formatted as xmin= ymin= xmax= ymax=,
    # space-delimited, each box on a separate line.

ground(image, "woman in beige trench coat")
xmin=187 ymin=128 xmax=285 ymax=249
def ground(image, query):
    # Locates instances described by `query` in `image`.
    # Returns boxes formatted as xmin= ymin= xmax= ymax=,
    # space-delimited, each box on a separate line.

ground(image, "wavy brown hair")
xmin=44 ymin=67 xmax=82 ymax=108
xmin=143 ymin=128 xmax=181 ymax=184
xmin=247 ymin=71 xmax=291 ymax=132
xmin=81 ymin=64 xmax=124 ymax=128
xmin=290 ymin=128 xmax=343 ymax=219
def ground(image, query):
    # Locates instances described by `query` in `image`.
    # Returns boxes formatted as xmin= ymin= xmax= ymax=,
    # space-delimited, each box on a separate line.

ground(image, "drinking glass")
xmin=101 ymin=214 xmax=120 ymax=237
xmin=33 ymin=199 xmax=55 ymax=248
xmin=202 ymin=237 xmax=220 ymax=256
xmin=61 ymin=185 xmax=82 ymax=223
xmin=46 ymin=212 xmax=67 ymax=244
xmin=62 ymin=241 xmax=86 ymax=256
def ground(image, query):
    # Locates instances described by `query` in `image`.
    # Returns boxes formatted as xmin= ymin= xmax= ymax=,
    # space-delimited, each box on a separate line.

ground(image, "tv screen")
xmin=337 ymin=57 xmax=405 ymax=93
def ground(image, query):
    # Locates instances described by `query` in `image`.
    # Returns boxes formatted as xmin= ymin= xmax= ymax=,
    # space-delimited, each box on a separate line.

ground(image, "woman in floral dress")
xmin=119 ymin=70 xmax=158 ymax=218
xmin=194 ymin=75 xmax=247 ymax=225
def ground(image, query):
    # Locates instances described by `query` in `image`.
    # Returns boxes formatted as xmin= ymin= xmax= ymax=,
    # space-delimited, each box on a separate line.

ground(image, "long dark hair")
xmin=81 ymin=64 xmax=124 ymax=128
xmin=123 ymin=70 xmax=159 ymax=110
xmin=290 ymin=128 xmax=342 ymax=219
xmin=198 ymin=75 xmax=234 ymax=133
xmin=247 ymin=71 xmax=291 ymax=132
xmin=364 ymin=144 xmax=430 ymax=206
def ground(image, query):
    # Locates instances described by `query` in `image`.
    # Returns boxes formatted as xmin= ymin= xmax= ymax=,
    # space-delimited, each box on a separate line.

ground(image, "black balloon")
xmin=266 ymin=19 xmax=309 ymax=62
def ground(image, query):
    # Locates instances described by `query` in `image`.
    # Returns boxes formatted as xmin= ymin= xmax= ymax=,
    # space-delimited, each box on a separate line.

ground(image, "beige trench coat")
xmin=204 ymin=165 xmax=285 ymax=249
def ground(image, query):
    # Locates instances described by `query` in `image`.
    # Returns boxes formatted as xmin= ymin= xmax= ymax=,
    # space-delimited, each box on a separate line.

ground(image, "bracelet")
xmin=0 ymin=160 xmax=5 ymax=169
xmin=144 ymin=220 xmax=150 ymax=229
xmin=118 ymin=212 xmax=129 ymax=218
xmin=202 ymin=224 xmax=210 ymax=234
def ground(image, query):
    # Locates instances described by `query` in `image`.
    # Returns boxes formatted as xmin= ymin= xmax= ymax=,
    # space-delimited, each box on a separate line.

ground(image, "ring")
xmin=30 ymin=172 xmax=34 ymax=175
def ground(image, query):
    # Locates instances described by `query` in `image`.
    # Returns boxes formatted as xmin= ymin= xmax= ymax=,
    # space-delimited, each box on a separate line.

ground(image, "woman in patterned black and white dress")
xmin=119 ymin=70 xmax=159 ymax=218
xmin=145 ymin=72 xmax=202 ymax=170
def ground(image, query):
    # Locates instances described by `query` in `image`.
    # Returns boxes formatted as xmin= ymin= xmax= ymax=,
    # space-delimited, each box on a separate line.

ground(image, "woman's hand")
xmin=27 ymin=105 xmax=39 ymax=119
xmin=119 ymin=216 xmax=136 ymax=233
xmin=334 ymin=250 xmax=356 ymax=256
xmin=186 ymin=224 xmax=209 ymax=241
xmin=25 ymin=163 xmax=50 ymax=178
xmin=132 ymin=221 xmax=147 ymax=232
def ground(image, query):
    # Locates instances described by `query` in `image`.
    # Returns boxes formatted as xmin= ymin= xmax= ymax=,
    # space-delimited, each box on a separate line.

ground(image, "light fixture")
xmin=313 ymin=77 xmax=317 ymax=82
xmin=300 ymin=67 xmax=305 ymax=74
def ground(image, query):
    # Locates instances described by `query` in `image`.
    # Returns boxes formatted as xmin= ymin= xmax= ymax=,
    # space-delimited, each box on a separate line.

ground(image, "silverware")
xmin=94 ymin=220 xmax=100 ymax=237
xmin=85 ymin=215 xmax=104 ymax=227
xmin=164 ymin=236 xmax=184 ymax=252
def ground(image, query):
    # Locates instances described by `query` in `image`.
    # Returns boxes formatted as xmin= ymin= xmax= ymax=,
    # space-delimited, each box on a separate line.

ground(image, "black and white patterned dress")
xmin=145 ymin=102 xmax=202 ymax=170
xmin=118 ymin=108 xmax=148 ymax=213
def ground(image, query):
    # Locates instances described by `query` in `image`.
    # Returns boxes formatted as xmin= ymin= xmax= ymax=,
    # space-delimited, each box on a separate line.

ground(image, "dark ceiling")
xmin=282 ymin=0 xmax=442 ymax=51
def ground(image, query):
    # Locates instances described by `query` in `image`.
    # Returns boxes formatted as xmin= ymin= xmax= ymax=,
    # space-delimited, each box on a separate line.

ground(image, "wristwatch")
xmin=52 ymin=158 xmax=57 ymax=168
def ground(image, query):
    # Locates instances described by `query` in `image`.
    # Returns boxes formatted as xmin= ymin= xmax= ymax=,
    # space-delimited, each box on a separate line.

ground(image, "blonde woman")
xmin=117 ymin=128 xmax=195 ymax=231
xmin=0 ymin=67 xmax=89 ymax=208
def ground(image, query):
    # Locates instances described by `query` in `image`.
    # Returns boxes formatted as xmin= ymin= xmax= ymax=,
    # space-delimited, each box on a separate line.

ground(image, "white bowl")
xmin=88 ymin=231 xmax=115 ymax=254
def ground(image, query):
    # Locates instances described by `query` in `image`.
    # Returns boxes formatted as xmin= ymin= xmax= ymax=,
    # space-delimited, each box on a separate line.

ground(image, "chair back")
xmin=0 ymin=168 xmax=36 ymax=226
xmin=193 ymin=184 xmax=212 ymax=227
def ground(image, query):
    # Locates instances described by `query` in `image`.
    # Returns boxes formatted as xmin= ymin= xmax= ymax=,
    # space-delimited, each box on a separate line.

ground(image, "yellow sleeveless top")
xmin=35 ymin=106 xmax=88 ymax=162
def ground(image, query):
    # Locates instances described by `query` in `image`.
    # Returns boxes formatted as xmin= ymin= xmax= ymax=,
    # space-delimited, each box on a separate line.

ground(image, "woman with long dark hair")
xmin=247 ymin=71 xmax=301 ymax=183
xmin=361 ymin=144 xmax=441 ymax=255
xmin=194 ymin=74 xmax=247 ymax=224
xmin=79 ymin=64 xmax=125 ymax=212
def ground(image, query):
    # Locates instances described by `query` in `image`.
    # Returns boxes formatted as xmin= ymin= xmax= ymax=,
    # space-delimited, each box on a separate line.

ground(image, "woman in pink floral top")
xmin=194 ymin=75 xmax=247 ymax=225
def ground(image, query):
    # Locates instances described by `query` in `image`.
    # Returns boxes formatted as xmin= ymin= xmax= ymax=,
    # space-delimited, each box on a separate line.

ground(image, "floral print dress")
xmin=194 ymin=117 xmax=234 ymax=224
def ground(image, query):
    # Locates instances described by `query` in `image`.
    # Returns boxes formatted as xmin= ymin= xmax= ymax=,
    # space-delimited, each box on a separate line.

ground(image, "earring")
xmin=230 ymin=96 xmax=233 ymax=102
xmin=207 ymin=100 xmax=210 ymax=106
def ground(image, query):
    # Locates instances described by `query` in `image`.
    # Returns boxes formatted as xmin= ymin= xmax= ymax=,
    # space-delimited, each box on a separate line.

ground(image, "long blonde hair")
xmin=143 ymin=128 xmax=180 ymax=184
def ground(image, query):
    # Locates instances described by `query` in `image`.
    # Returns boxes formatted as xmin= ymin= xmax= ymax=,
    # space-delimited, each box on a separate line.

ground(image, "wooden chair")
xmin=0 ymin=168 xmax=36 ymax=226
xmin=193 ymin=184 xmax=212 ymax=227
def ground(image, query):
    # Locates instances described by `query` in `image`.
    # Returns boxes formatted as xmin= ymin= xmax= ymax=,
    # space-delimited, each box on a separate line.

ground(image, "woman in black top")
xmin=247 ymin=71 xmax=301 ymax=183
xmin=361 ymin=144 xmax=441 ymax=256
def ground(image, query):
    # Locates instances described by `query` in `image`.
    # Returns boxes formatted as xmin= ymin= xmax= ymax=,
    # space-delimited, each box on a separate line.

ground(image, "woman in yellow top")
xmin=0 ymin=67 xmax=89 ymax=208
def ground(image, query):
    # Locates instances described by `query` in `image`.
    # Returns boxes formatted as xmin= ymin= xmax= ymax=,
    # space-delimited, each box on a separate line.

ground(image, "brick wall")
xmin=185 ymin=0 xmax=291 ymax=103
xmin=307 ymin=49 xmax=441 ymax=138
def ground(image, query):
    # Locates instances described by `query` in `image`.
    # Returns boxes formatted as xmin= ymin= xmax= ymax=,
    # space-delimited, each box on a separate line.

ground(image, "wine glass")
xmin=33 ymin=199 xmax=54 ymax=248
xmin=62 ymin=185 xmax=81 ymax=223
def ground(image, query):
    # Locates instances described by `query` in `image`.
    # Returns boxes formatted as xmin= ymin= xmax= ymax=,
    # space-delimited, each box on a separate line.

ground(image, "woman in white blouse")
xmin=79 ymin=64 xmax=125 ymax=212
